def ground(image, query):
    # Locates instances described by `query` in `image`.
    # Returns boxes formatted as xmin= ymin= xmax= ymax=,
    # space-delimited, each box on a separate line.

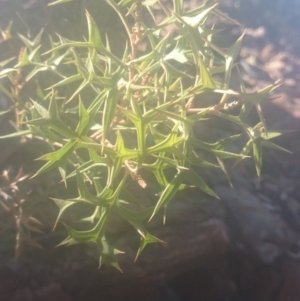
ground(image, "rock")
xmin=215 ymin=186 xmax=296 ymax=263
xmin=10 ymin=288 xmax=38 ymax=301
xmin=35 ymin=283 xmax=72 ymax=301
xmin=9 ymin=283 xmax=72 ymax=301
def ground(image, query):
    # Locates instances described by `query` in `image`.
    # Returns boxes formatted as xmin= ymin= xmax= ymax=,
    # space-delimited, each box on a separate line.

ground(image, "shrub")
xmin=0 ymin=0 xmax=288 ymax=270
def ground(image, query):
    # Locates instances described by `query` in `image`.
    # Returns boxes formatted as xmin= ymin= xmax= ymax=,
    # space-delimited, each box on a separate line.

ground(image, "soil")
xmin=0 ymin=1 xmax=300 ymax=301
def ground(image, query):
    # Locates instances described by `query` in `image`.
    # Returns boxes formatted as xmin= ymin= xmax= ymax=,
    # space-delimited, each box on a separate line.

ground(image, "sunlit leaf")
xmin=146 ymin=123 xmax=183 ymax=155
xmin=76 ymin=99 xmax=90 ymax=136
xmin=224 ymin=31 xmax=245 ymax=86
xmin=135 ymin=232 xmax=163 ymax=261
xmin=102 ymin=89 xmax=118 ymax=147
xmin=261 ymin=141 xmax=291 ymax=154
xmin=149 ymin=172 xmax=183 ymax=221
xmin=98 ymin=237 xmax=124 ymax=271
xmin=86 ymin=10 xmax=103 ymax=49
xmin=50 ymin=74 xmax=82 ymax=89
xmin=199 ymin=57 xmax=215 ymax=88
xmin=38 ymin=140 xmax=77 ymax=162
xmin=17 ymin=29 xmax=44 ymax=49
xmin=58 ymin=209 xmax=109 ymax=246
xmin=0 ymin=130 xmax=30 ymax=139
xmin=48 ymin=0 xmax=74 ymax=6
xmin=253 ymin=140 xmax=262 ymax=176
xmin=15 ymin=48 xmax=29 ymax=67
xmin=181 ymin=4 xmax=218 ymax=27
xmin=51 ymin=199 xmax=76 ymax=230
xmin=173 ymin=0 xmax=183 ymax=14
xmin=191 ymin=138 xmax=249 ymax=159
xmin=183 ymin=169 xmax=219 ymax=198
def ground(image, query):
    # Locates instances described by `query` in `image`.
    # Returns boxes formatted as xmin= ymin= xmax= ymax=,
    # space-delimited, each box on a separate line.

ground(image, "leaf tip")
xmin=148 ymin=213 xmax=154 ymax=223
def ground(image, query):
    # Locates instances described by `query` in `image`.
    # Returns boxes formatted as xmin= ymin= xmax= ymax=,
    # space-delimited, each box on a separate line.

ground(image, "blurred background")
xmin=0 ymin=1 xmax=300 ymax=301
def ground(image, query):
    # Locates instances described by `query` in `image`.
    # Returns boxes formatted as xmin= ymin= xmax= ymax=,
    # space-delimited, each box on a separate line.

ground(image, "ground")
xmin=0 ymin=0 xmax=300 ymax=300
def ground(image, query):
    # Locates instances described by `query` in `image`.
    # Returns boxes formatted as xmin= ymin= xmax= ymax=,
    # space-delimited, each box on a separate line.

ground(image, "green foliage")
xmin=0 ymin=0 xmax=288 ymax=269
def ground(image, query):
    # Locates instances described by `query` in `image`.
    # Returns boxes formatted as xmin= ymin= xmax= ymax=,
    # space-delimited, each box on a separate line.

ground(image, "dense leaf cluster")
xmin=0 ymin=0 xmax=288 ymax=269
